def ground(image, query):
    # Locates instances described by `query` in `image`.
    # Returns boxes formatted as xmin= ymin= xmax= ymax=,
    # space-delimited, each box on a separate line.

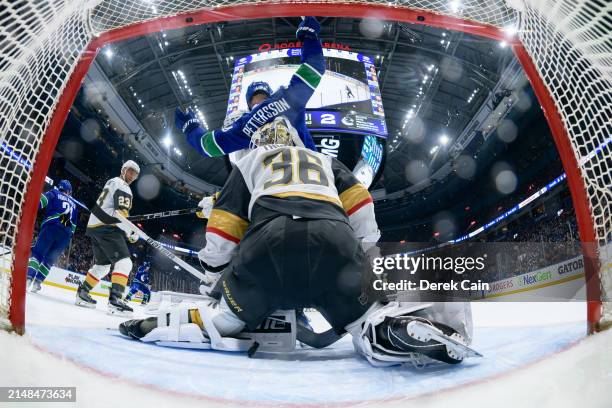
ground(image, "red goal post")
xmin=0 ymin=1 xmax=609 ymax=335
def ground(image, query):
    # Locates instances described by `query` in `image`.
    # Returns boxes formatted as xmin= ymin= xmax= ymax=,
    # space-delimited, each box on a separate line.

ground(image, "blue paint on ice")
xmin=27 ymin=322 xmax=584 ymax=404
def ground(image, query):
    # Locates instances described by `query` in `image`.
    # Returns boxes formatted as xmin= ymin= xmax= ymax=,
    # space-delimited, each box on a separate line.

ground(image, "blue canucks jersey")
xmin=134 ymin=265 xmax=151 ymax=285
xmin=39 ymin=189 xmax=78 ymax=233
xmin=186 ymin=38 xmax=324 ymax=157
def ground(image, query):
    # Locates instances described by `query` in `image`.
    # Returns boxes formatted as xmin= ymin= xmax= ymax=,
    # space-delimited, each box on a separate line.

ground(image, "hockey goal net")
xmin=0 ymin=1 xmax=610 ymax=334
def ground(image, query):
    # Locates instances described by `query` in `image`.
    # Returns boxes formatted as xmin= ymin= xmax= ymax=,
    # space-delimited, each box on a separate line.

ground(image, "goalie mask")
xmin=250 ymin=116 xmax=302 ymax=148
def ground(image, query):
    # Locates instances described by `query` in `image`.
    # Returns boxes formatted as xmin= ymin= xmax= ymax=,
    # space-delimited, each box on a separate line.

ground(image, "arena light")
xmin=103 ymin=47 xmax=113 ymax=59
xmin=503 ymin=24 xmax=518 ymax=37
xmin=162 ymin=135 xmax=172 ymax=148
xmin=439 ymin=134 xmax=450 ymax=145
xmin=430 ymin=145 xmax=439 ymax=155
xmin=449 ymin=0 xmax=462 ymax=13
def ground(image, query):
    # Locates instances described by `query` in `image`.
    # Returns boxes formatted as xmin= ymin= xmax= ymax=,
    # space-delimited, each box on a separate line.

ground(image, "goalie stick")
xmin=114 ymin=213 xmax=209 ymax=283
xmin=127 ymin=207 xmax=200 ymax=222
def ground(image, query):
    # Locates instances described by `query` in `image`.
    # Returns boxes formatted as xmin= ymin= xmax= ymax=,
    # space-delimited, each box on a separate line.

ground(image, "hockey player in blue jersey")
xmin=27 ymin=180 xmax=78 ymax=293
xmin=175 ymin=16 xmax=324 ymax=157
xmin=125 ymin=261 xmax=152 ymax=305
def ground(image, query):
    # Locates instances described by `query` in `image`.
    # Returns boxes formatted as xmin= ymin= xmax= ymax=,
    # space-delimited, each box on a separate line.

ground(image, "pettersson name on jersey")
xmin=242 ymin=98 xmax=291 ymax=137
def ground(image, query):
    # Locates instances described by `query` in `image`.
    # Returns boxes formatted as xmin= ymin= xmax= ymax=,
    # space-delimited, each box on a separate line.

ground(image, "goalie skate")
xmin=403 ymin=318 xmax=482 ymax=362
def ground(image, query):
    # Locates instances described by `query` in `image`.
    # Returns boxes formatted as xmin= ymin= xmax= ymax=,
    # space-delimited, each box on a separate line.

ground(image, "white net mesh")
xmin=518 ymin=0 xmax=612 ymax=327
xmin=88 ymin=0 xmax=518 ymax=35
xmin=0 ymin=1 xmax=92 ymax=330
xmin=0 ymin=0 xmax=610 ymax=331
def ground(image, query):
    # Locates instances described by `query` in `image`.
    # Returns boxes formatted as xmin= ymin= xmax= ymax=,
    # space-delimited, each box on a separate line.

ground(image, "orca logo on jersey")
xmin=242 ymin=98 xmax=291 ymax=137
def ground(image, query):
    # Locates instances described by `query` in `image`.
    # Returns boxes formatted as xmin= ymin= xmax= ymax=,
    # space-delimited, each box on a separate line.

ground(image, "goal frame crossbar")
xmin=8 ymin=3 xmax=601 ymax=334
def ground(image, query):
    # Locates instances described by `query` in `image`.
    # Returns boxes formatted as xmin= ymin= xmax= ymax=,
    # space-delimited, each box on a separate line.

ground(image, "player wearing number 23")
xmin=27 ymin=180 xmax=78 ymax=293
xmin=75 ymin=160 xmax=141 ymax=316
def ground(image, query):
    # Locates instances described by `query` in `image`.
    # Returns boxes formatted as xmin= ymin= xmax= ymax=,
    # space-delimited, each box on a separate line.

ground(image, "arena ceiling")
xmin=89 ymin=16 xmax=517 ymax=193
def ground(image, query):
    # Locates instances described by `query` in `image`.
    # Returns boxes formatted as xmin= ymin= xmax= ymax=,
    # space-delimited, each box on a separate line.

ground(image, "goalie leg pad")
xmin=348 ymin=301 xmax=480 ymax=367
xmin=139 ymin=299 xmax=246 ymax=349
xmin=209 ymin=297 xmax=245 ymax=337
xmin=346 ymin=302 xmax=435 ymax=367
xmin=140 ymin=302 xmax=206 ymax=344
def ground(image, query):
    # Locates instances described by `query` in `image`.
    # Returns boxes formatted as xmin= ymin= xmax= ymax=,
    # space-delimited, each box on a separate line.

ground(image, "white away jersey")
xmin=200 ymin=145 xmax=378 ymax=268
xmin=235 ymin=145 xmax=342 ymax=217
xmin=87 ymin=177 xmax=133 ymax=228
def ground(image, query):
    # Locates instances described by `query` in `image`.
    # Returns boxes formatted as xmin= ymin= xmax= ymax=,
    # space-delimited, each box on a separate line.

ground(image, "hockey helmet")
xmin=57 ymin=179 xmax=72 ymax=194
xmin=121 ymin=160 xmax=140 ymax=174
xmin=246 ymin=81 xmax=272 ymax=109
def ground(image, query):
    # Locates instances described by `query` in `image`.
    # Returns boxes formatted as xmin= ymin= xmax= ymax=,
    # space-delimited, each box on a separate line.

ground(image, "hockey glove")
xmin=199 ymin=272 xmax=222 ymax=296
xmin=198 ymin=259 xmax=227 ymax=296
xmin=196 ymin=192 xmax=220 ymax=219
xmin=126 ymin=230 xmax=139 ymax=244
xmin=296 ymin=16 xmax=320 ymax=41
xmin=175 ymin=107 xmax=202 ymax=135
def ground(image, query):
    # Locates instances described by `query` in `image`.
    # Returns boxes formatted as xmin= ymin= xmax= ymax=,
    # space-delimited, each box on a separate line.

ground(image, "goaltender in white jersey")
xmin=118 ymin=118 xmax=478 ymax=367
xmin=76 ymin=160 xmax=140 ymax=316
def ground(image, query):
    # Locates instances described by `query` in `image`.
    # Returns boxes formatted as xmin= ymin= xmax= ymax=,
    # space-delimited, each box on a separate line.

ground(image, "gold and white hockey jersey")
xmin=87 ymin=176 xmax=133 ymax=228
xmin=200 ymin=145 xmax=379 ymax=268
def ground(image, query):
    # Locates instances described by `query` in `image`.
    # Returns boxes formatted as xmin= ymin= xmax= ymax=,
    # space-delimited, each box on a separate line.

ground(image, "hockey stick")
xmin=127 ymin=207 xmax=200 ymax=222
xmin=114 ymin=213 xmax=208 ymax=282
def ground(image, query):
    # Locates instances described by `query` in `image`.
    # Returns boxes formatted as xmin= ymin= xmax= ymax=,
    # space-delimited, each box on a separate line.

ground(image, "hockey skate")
xmin=27 ymin=278 xmax=42 ymax=293
xmin=376 ymin=315 xmax=482 ymax=364
xmin=75 ymin=286 xmax=97 ymax=308
xmin=108 ymin=294 xmax=133 ymax=317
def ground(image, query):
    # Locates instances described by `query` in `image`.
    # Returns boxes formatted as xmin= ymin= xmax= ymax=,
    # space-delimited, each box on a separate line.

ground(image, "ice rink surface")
xmin=2 ymin=284 xmax=611 ymax=408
